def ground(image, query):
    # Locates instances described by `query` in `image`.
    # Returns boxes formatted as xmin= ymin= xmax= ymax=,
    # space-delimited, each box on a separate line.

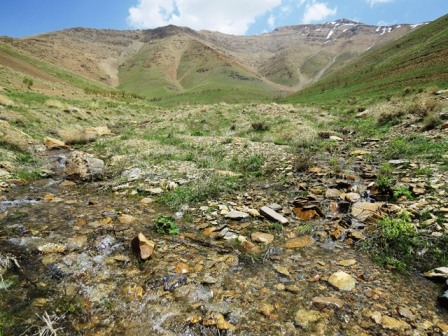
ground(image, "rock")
xmin=422 ymin=267 xmax=448 ymax=279
xmin=330 ymin=135 xmax=343 ymax=141
xmin=140 ymin=197 xmax=154 ymax=205
xmin=345 ymin=192 xmax=361 ymax=203
xmin=260 ymin=206 xmax=289 ymax=224
xmin=251 ymin=232 xmax=274 ymax=244
xmin=312 ymin=296 xmax=344 ymax=308
xmin=203 ymin=312 xmax=236 ymax=331
xmin=259 ymin=303 xmax=277 ymax=318
xmin=381 ymin=316 xmax=410 ymax=331
xmin=349 ymin=149 xmax=370 ymax=156
xmin=175 ymin=262 xmax=190 ymax=274
xmin=64 ymin=151 xmax=105 ymax=181
xmin=267 ymin=203 xmax=282 ymax=211
xmin=225 ymin=210 xmax=250 ymax=220
xmin=163 ymin=274 xmax=187 ymax=291
xmin=294 ymin=309 xmax=321 ymax=328
xmin=398 ymin=306 xmax=415 ymax=320
xmin=285 ymin=236 xmax=314 ymax=249
xmin=293 ymin=205 xmax=323 ymax=220
xmin=147 ymin=187 xmax=164 ymax=195
xmin=273 ymin=264 xmax=290 ymax=277
xmin=351 ymin=202 xmax=383 ymax=221
xmin=242 ymin=240 xmax=261 ymax=254
xmin=438 ymin=290 xmax=448 ymax=308
xmin=174 ymin=284 xmax=213 ymax=304
xmin=328 ymin=271 xmax=356 ymax=291
xmin=122 ymin=168 xmax=143 ymax=181
xmin=85 ymin=126 xmax=111 ymax=136
xmin=118 ymin=214 xmax=136 ymax=225
xmin=337 ymin=259 xmax=357 ymax=267
xmin=37 ymin=243 xmax=67 ymax=254
xmin=326 ymin=188 xmax=342 ymax=199
xmin=131 ymin=233 xmax=155 ymax=260
xmin=44 ymin=137 xmax=68 ymax=150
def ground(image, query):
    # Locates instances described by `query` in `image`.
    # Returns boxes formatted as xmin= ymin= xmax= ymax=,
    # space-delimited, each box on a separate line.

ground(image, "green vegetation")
xmin=154 ymin=215 xmax=180 ymax=235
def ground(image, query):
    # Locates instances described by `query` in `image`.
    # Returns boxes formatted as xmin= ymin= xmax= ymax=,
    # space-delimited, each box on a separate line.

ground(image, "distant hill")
xmin=283 ymin=14 xmax=448 ymax=104
xmin=0 ymin=19 xmax=416 ymax=104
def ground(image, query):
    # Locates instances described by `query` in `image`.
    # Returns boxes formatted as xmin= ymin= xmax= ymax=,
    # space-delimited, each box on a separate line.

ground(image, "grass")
xmin=362 ymin=212 xmax=448 ymax=272
xmin=154 ymin=216 xmax=180 ymax=235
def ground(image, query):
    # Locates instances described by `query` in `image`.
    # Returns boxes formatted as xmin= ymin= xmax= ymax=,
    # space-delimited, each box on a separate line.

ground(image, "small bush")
xmin=22 ymin=77 xmax=33 ymax=88
xmin=393 ymin=185 xmax=413 ymax=200
xmin=251 ymin=121 xmax=269 ymax=132
xmin=154 ymin=216 xmax=179 ymax=235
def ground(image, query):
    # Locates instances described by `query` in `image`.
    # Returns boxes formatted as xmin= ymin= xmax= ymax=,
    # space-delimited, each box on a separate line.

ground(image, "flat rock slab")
xmin=312 ymin=296 xmax=345 ymax=308
xmin=328 ymin=271 xmax=356 ymax=291
xmin=351 ymin=202 xmax=383 ymax=221
xmin=225 ymin=210 xmax=250 ymax=220
xmin=285 ymin=236 xmax=314 ymax=248
xmin=260 ymin=206 xmax=288 ymax=224
xmin=251 ymin=232 xmax=274 ymax=244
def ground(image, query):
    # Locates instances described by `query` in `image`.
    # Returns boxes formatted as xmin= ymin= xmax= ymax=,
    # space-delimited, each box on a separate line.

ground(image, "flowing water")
xmin=0 ymin=180 xmax=447 ymax=336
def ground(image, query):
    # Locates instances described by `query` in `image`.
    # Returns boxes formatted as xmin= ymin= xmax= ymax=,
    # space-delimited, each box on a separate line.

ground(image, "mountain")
xmin=283 ymin=14 xmax=448 ymax=104
xmin=0 ymin=19 xmax=416 ymax=104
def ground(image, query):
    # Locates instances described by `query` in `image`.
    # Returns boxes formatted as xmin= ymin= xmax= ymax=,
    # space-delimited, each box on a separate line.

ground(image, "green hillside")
xmin=283 ymin=14 xmax=448 ymax=104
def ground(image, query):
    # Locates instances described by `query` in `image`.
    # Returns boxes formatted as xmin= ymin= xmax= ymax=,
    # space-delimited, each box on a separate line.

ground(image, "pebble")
xmin=225 ymin=210 xmax=250 ymax=220
xmin=251 ymin=232 xmax=274 ymax=244
xmin=312 ymin=296 xmax=344 ymax=308
xmin=260 ymin=206 xmax=289 ymax=224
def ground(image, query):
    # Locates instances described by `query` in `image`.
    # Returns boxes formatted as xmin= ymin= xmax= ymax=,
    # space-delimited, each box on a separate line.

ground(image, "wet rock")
xmin=423 ymin=267 xmax=448 ymax=279
xmin=203 ymin=312 xmax=236 ymax=331
xmin=175 ymin=262 xmax=190 ymax=274
xmin=294 ymin=309 xmax=321 ymax=328
xmin=122 ymin=168 xmax=144 ymax=181
xmin=225 ymin=210 xmax=249 ymax=220
xmin=344 ymin=192 xmax=361 ymax=203
xmin=131 ymin=233 xmax=155 ymax=260
xmin=398 ymin=306 xmax=415 ymax=320
xmin=285 ymin=236 xmax=314 ymax=249
xmin=259 ymin=303 xmax=277 ymax=318
xmin=326 ymin=188 xmax=342 ymax=199
xmin=37 ymin=243 xmax=67 ymax=254
xmin=163 ymin=274 xmax=187 ymax=291
xmin=351 ymin=202 xmax=383 ymax=221
xmin=328 ymin=271 xmax=356 ymax=291
xmin=64 ymin=151 xmax=105 ymax=181
xmin=293 ymin=205 xmax=323 ymax=220
xmin=44 ymin=137 xmax=68 ymax=150
xmin=251 ymin=232 xmax=274 ymax=244
xmin=312 ymin=296 xmax=344 ymax=308
xmin=273 ymin=264 xmax=290 ymax=277
xmin=260 ymin=206 xmax=289 ymax=224
xmin=380 ymin=316 xmax=410 ymax=331
xmin=174 ymin=284 xmax=213 ymax=304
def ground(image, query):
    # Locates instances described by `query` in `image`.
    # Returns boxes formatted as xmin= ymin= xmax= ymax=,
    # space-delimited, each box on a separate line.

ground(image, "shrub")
xmin=251 ymin=121 xmax=269 ymax=132
xmin=154 ymin=215 xmax=179 ymax=235
xmin=22 ymin=77 xmax=33 ymax=89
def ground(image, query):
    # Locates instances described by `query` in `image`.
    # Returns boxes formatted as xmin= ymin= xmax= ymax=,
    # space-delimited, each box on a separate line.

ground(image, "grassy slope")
xmin=0 ymin=41 xmax=120 ymax=95
xmin=283 ymin=14 xmax=448 ymax=104
xmin=118 ymin=37 xmax=279 ymax=105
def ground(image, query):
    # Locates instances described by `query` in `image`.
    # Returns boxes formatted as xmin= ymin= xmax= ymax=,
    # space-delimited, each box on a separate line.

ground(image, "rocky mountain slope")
xmin=0 ymin=19 xmax=416 ymax=100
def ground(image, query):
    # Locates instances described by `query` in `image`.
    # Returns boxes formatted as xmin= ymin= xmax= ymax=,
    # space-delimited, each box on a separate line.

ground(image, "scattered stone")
xmin=242 ymin=240 xmax=261 ymax=254
xmin=44 ymin=137 xmax=68 ymax=150
xmin=175 ymin=262 xmax=190 ymax=274
xmin=140 ymin=197 xmax=154 ymax=205
xmin=273 ymin=264 xmax=290 ymax=277
xmin=326 ymin=188 xmax=342 ymax=199
xmin=285 ymin=236 xmax=314 ymax=249
xmin=337 ymin=259 xmax=357 ymax=267
xmin=259 ymin=303 xmax=277 ymax=318
xmin=203 ymin=312 xmax=236 ymax=331
xmin=147 ymin=187 xmax=164 ymax=195
xmin=260 ymin=206 xmax=289 ymax=224
xmin=328 ymin=271 xmax=356 ymax=291
xmin=423 ymin=267 xmax=448 ymax=279
xmin=381 ymin=316 xmax=410 ymax=331
xmin=163 ymin=274 xmax=187 ymax=291
xmin=312 ymin=296 xmax=344 ymax=308
xmin=294 ymin=309 xmax=321 ymax=328
xmin=225 ymin=210 xmax=250 ymax=220
xmin=37 ymin=243 xmax=67 ymax=254
xmin=349 ymin=149 xmax=370 ymax=156
xmin=351 ymin=202 xmax=383 ymax=221
xmin=398 ymin=306 xmax=415 ymax=320
xmin=64 ymin=151 xmax=105 ymax=181
xmin=293 ymin=205 xmax=323 ymax=220
xmin=267 ymin=203 xmax=282 ymax=211
xmin=345 ymin=192 xmax=361 ymax=203
xmin=118 ymin=214 xmax=136 ymax=225
xmin=131 ymin=233 xmax=155 ymax=260
xmin=251 ymin=232 xmax=274 ymax=244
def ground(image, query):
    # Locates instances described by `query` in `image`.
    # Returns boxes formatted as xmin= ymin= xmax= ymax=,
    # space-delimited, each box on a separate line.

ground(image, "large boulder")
xmin=64 ymin=151 xmax=105 ymax=180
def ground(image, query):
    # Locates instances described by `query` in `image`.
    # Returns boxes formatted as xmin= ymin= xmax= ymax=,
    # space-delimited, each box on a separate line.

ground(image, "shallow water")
xmin=0 ymin=180 xmax=447 ymax=336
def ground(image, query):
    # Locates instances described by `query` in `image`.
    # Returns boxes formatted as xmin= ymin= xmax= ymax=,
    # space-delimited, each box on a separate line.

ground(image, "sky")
xmin=0 ymin=0 xmax=447 ymax=37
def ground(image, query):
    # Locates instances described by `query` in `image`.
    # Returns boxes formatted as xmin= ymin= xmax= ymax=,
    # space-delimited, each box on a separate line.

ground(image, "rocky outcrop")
xmin=64 ymin=151 xmax=105 ymax=180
